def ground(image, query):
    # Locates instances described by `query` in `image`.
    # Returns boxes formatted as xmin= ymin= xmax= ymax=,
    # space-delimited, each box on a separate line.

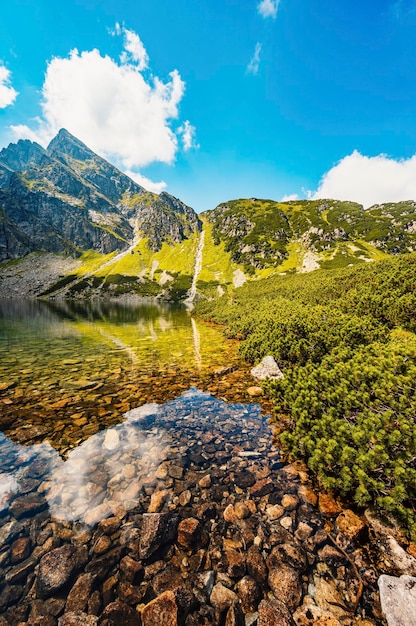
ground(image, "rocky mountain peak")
xmin=47 ymin=128 xmax=98 ymax=163
xmin=0 ymin=139 xmax=50 ymax=171
xmin=0 ymin=130 xmax=201 ymax=264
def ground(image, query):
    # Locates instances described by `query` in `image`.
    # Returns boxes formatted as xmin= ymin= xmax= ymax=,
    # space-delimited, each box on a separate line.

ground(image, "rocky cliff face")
xmin=0 ymin=129 xmax=201 ymax=262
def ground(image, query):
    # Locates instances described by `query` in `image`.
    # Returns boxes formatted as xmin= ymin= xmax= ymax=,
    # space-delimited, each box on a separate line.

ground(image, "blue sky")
xmin=1 ymin=0 xmax=416 ymax=211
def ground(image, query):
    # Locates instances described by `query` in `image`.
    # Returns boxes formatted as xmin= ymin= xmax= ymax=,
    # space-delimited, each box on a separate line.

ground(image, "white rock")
xmin=251 ymin=356 xmax=283 ymax=381
xmin=379 ymin=574 xmax=416 ymax=626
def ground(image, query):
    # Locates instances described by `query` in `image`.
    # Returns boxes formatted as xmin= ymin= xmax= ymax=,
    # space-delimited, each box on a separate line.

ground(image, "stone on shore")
xmin=378 ymin=574 xmax=416 ymax=626
xmin=251 ymin=356 xmax=284 ymax=381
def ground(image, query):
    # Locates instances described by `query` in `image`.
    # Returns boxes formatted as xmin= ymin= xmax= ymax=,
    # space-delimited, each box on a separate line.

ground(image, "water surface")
xmin=0 ymin=299 xmax=256 ymax=454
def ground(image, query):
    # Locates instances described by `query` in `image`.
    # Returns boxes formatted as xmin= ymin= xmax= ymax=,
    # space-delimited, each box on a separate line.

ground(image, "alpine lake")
xmin=0 ymin=299 xmax=391 ymax=625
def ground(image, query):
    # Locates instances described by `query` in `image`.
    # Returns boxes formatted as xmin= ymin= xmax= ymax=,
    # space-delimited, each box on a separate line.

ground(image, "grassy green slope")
xmin=204 ymin=198 xmax=416 ymax=274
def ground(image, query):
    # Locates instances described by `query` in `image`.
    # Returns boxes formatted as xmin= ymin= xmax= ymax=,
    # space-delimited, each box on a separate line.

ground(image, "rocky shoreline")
xmin=1 ymin=388 xmax=415 ymax=625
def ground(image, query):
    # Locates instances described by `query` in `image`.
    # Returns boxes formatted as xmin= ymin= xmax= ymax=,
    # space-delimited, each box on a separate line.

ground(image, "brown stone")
xmin=313 ymin=576 xmax=349 ymax=619
xmin=318 ymin=493 xmax=342 ymax=517
xmin=293 ymin=604 xmax=342 ymax=625
xmin=247 ymin=386 xmax=263 ymax=397
xmin=149 ymin=489 xmax=170 ymax=513
xmin=85 ymin=547 xmax=123 ymax=581
xmin=58 ymin=612 xmax=98 ymax=626
xmin=267 ymin=543 xmax=308 ymax=572
xmin=91 ymin=535 xmax=111 ymax=555
xmin=258 ymin=598 xmax=295 ymax=626
xmin=282 ymin=494 xmax=299 ymax=511
xmin=100 ymin=599 xmax=140 ymax=626
xmin=210 ymin=582 xmax=238 ymax=612
xmin=234 ymin=502 xmax=251 ymax=519
xmin=408 ymin=543 xmax=416 ymax=558
xmin=177 ymin=518 xmax=201 ymax=549
xmin=152 ymin=566 xmax=183 ymax=595
xmin=247 ymin=545 xmax=267 ymax=584
xmin=336 ymin=510 xmax=366 ymax=542
xmin=98 ymin=516 xmax=121 ymax=535
xmin=10 ymin=537 xmax=31 ymax=563
xmin=139 ymin=513 xmax=179 ymax=560
xmin=266 ymin=504 xmax=284 ymax=520
xmin=169 ymin=465 xmax=184 ymax=479
xmin=295 ymin=522 xmax=313 ymax=542
xmin=178 ymin=490 xmax=192 ymax=506
xmin=233 ymin=470 xmax=256 ymax=489
xmin=66 ymin=573 xmax=94 ymax=613
xmin=223 ymin=504 xmax=238 ymax=524
xmin=237 ymin=576 xmax=262 ymax=614
xmin=249 ymin=477 xmax=274 ymax=498
xmin=199 ymin=474 xmax=212 ymax=488
xmin=118 ymin=580 xmax=146 ymax=605
xmin=298 ymin=485 xmax=318 ymax=506
xmin=268 ymin=564 xmax=302 ymax=611
xmin=141 ymin=590 xmax=178 ymax=626
xmin=225 ymin=603 xmax=245 ymax=626
xmin=38 ymin=545 xmax=86 ymax=599
xmin=88 ymin=590 xmax=102 ymax=616
xmin=9 ymin=492 xmax=46 ymax=518
xmin=225 ymin=548 xmax=246 ymax=578
xmin=120 ymin=556 xmax=143 ymax=584
xmin=5 ymin=556 xmax=37 ymax=584
xmin=102 ymin=573 xmax=119 ymax=605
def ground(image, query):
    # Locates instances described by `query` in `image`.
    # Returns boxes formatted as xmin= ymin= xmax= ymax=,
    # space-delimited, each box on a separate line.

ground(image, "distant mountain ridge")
xmin=1 ymin=130 xmax=416 ymax=299
xmin=204 ymin=197 xmax=416 ymax=274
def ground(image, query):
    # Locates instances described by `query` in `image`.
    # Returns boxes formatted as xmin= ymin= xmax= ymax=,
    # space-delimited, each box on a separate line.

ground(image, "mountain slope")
xmin=203 ymin=198 xmax=416 ymax=274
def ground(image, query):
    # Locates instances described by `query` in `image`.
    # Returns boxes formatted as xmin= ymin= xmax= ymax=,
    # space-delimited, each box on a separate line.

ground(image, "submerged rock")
xmin=141 ymin=590 xmax=178 ymax=626
xmin=38 ymin=545 xmax=86 ymax=598
xmin=139 ymin=513 xmax=179 ymax=560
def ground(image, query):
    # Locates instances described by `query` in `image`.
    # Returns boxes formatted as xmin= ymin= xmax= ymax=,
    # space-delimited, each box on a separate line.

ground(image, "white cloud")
xmin=10 ymin=28 xmax=193 ymax=169
xmin=178 ymin=120 xmax=198 ymax=150
xmin=120 ymin=28 xmax=149 ymax=71
xmin=247 ymin=42 xmax=262 ymax=75
xmin=124 ymin=170 xmax=167 ymax=194
xmin=281 ymin=193 xmax=299 ymax=202
xmin=0 ymin=65 xmax=18 ymax=108
xmin=258 ymin=0 xmax=280 ymax=19
xmin=312 ymin=151 xmax=416 ymax=207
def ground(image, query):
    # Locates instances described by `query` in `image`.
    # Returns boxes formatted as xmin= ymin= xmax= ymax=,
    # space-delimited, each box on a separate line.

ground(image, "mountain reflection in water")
xmin=0 ymin=299 xmax=259 ymax=454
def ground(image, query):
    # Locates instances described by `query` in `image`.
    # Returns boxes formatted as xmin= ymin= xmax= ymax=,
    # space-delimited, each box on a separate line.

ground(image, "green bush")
xmin=266 ymin=339 xmax=416 ymax=537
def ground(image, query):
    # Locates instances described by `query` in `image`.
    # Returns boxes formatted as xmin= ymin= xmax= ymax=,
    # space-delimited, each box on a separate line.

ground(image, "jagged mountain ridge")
xmin=0 ymin=129 xmax=201 ymax=261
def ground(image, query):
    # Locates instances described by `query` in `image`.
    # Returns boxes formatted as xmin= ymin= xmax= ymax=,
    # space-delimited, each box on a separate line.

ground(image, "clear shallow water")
xmin=0 ymin=389 xmax=274 ymax=525
xmin=0 ymin=299 xmax=256 ymax=454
